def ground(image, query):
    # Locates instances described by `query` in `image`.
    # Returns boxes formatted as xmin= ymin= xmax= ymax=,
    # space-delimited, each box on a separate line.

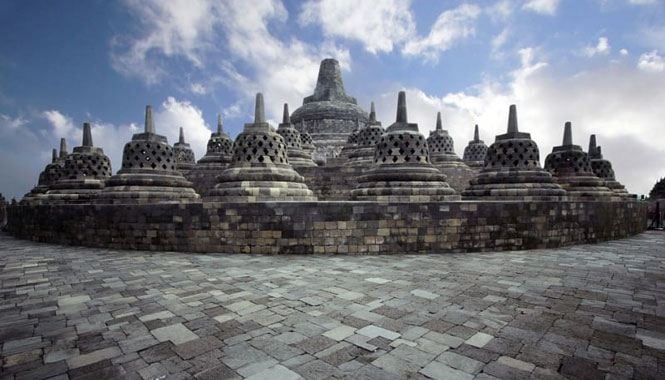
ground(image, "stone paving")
xmin=1 ymin=232 xmax=665 ymax=380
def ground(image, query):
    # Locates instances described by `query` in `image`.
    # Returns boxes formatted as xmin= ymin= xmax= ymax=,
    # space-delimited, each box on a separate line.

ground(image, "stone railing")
xmin=6 ymin=200 xmax=647 ymax=254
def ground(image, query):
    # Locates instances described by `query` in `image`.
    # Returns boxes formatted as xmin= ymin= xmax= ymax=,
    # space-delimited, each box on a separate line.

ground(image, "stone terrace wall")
xmin=7 ymin=200 xmax=647 ymax=254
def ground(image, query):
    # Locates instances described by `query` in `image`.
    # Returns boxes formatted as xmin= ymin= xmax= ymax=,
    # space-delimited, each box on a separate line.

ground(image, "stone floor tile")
xmin=150 ymin=323 xmax=199 ymax=345
xmin=420 ymin=360 xmax=474 ymax=380
xmin=465 ymin=332 xmax=494 ymax=348
xmin=244 ymin=364 xmax=302 ymax=380
xmin=66 ymin=347 xmax=122 ymax=369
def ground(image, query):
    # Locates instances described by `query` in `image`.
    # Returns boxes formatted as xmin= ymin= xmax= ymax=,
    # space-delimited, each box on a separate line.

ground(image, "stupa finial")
xmin=355 ymin=117 xmax=360 ymax=131
xmin=563 ymin=121 xmax=573 ymax=146
xmin=507 ymin=104 xmax=518 ymax=133
xmin=369 ymin=102 xmax=376 ymax=123
xmin=59 ymin=138 xmax=68 ymax=158
xmin=145 ymin=105 xmax=155 ymax=134
xmin=474 ymin=124 xmax=480 ymax=141
xmin=51 ymin=148 xmax=58 ymax=163
xmin=217 ymin=114 xmax=223 ymax=134
xmin=254 ymin=93 xmax=265 ymax=123
xmin=82 ymin=122 xmax=93 ymax=147
xmin=282 ymin=103 xmax=290 ymax=124
xmin=179 ymin=127 xmax=185 ymax=144
xmin=589 ymin=134 xmax=597 ymax=152
xmin=396 ymin=91 xmax=408 ymax=123
xmin=436 ymin=112 xmax=443 ymax=131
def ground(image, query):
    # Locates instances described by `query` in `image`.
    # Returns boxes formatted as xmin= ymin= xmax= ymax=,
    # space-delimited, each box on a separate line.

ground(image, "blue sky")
xmin=1 ymin=0 xmax=665 ymax=199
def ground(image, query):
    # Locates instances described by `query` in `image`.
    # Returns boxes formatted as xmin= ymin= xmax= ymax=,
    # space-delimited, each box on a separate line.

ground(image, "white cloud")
xmin=522 ymin=0 xmax=561 ymax=15
xmin=0 ymin=114 xmax=27 ymax=131
xmin=153 ymin=96 xmax=212 ymax=160
xmin=374 ymin=48 xmax=665 ymax=196
xmin=487 ymin=0 xmax=515 ymax=22
xmin=629 ymin=0 xmax=657 ymax=4
xmin=583 ymin=37 xmax=611 ymax=57
xmin=620 ymin=48 xmax=629 ymax=56
xmin=42 ymin=110 xmax=76 ymax=137
xmin=491 ymin=28 xmax=511 ymax=57
xmin=299 ymin=0 xmax=415 ymax=54
xmin=637 ymin=50 xmax=665 ymax=72
xmin=402 ymin=4 xmax=481 ymax=62
xmin=110 ymin=0 xmax=219 ymax=84
xmin=189 ymin=82 xmax=207 ymax=95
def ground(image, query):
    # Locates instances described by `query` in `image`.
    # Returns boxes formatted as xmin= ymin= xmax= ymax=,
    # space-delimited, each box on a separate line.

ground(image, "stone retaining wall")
xmin=6 ymin=200 xmax=647 ymax=254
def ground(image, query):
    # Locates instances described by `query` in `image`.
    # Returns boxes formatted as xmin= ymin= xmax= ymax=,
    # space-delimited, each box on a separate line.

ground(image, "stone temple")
xmin=6 ymin=58 xmax=644 ymax=256
xmin=291 ymin=58 xmax=368 ymax=161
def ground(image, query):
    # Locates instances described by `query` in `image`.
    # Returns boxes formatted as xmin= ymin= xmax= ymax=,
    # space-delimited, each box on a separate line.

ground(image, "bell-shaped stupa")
xmin=462 ymin=105 xmax=566 ymax=200
xmin=291 ymin=58 xmax=368 ymax=160
xmin=22 ymin=140 xmax=67 ymax=203
xmin=463 ymin=124 xmax=488 ymax=169
xmin=347 ymin=102 xmax=384 ymax=168
xmin=426 ymin=112 xmax=475 ymax=192
xmin=352 ymin=92 xmax=458 ymax=201
xmin=173 ymin=127 xmax=196 ymax=175
xmin=544 ymin=122 xmax=613 ymax=198
xmin=186 ymin=114 xmax=234 ymax=195
xmin=277 ymin=104 xmax=317 ymax=168
xmin=336 ymin=118 xmax=361 ymax=163
xmin=96 ymin=106 xmax=199 ymax=204
xmin=207 ymin=93 xmax=316 ymax=202
xmin=44 ymin=123 xmax=113 ymax=203
xmin=587 ymin=135 xmax=630 ymax=197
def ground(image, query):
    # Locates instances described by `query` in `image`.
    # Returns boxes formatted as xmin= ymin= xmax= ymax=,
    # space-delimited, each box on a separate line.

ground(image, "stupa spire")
xmin=51 ymin=148 xmax=58 ymax=163
xmin=217 ymin=114 xmax=223 ymax=134
xmin=589 ymin=134 xmax=597 ymax=153
xmin=436 ymin=112 xmax=443 ymax=131
xmin=179 ymin=127 xmax=185 ymax=144
xmin=396 ymin=91 xmax=408 ymax=123
xmin=507 ymin=104 xmax=518 ymax=133
xmin=474 ymin=124 xmax=480 ymax=141
xmin=282 ymin=103 xmax=290 ymax=124
xmin=306 ymin=58 xmax=355 ymax=103
xmin=563 ymin=122 xmax=573 ymax=146
xmin=254 ymin=93 xmax=265 ymax=123
xmin=59 ymin=138 xmax=68 ymax=158
xmin=369 ymin=102 xmax=377 ymax=123
xmin=82 ymin=122 xmax=93 ymax=147
xmin=144 ymin=105 xmax=155 ymax=134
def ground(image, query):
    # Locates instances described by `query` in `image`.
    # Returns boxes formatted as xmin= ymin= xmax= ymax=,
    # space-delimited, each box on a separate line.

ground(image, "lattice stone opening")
xmin=591 ymin=160 xmax=616 ymax=180
xmin=207 ymin=137 xmax=233 ymax=156
xmin=357 ymin=127 xmax=384 ymax=147
xmin=485 ymin=140 xmax=540 ymax=169
xmin=122 ymin=141 xmax=176 ymax=171
xmin=464 ymin=144 xmax=488 ymax=161
xmin=375 ymin=133 xmax=430 ymax=164
xmin=175 ymin=149 xmax=195 ymax=165
xmin=545 ymin=151 xmax=593 ymax=175
xmin=277 ymin=128 xmax=302 ymax=149
xmin=428 ymin=134 xmax=454 ymax=154
xmin=232 ymin=133 xmax=289 ymax=164
xmin=62 ymin=154 xmax=112 ymax=179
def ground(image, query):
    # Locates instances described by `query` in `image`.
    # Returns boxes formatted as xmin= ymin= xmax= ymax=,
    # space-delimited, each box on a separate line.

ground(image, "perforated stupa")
xmin=587 ymin=134 xmax=630 ymax=197
xmin=44 ymin=123 xmax=112 ymax=203
xmin=277 ymin=104 xmax=317 ymax=168
xmin=207 ymin=93 xmax=316 ymax=202
xmin=186 ymin=114 xmax=234 ymax=195
xmin=544 ymin=122 xmax=613 ymax=198
xmin=96 ymin=106 xmax=199 ymax=204
xmin=173 ymin=127 xmax=196 ymax=175
xmin=463 ymin=105 xmax=566 ymax=200
xmin=22 ymin=139 xmax=68 ymax=203
xmin=463 ymin=124 xmax=488 ymax=169
xmin=352 ymin=92 xmax=458 ymax=201
xmin=347 ymin=102 xmax=384 ymax=168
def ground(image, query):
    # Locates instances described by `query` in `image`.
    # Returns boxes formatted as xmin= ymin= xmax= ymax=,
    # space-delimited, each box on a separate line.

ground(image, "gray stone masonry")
xmin=291 ymin=58 xmax=368 ymax=160
xmin=353 ymin=92 xmax=459 ymax=202
xmin=186 ymin=114 xmax=234 ymax=195
xmin=346 ymin=102 xmax=384 ymax=170
xmin=95 ymin=105 xmax=200 ymax=204
xmin=463 ymin=124 xmax=488 ymax=169
xmin=588 ymin=134 xmax=631 ymax=197
xmin=427 ymin=112 xmax=475 ymax=193
xmin=22 ymin=139 xmax=68 ymax=204
xmin=277 ymin=103 xmax=317 ymax=169
xmin=1 ymin=230 xmax=664 ymax=379
xmin=544 ymin=122 xmax=614 ymax=199
xmin=207 ymin=93 xmax=316 ymax=202
xmin=463 ymin=105 xmax=567 ymax=201
xmin=41 ymin=123 xmax=113 ymax=204
xmin=173 ymin=127 xmax=196 ymax=176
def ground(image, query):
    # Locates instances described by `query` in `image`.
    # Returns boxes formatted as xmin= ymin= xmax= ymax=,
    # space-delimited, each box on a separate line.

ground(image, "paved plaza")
xmin=1 ymin=232 xmax=664 ymax=380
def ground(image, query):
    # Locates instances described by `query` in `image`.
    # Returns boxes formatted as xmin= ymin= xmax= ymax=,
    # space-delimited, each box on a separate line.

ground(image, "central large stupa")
xmin=291 ymin=58 xmax=368 ymax=161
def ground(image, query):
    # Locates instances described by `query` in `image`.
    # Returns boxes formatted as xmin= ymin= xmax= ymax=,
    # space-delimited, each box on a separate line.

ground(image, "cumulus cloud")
xmin=637 ymin=50 xmax=665 ymax=72
xmin=402 ymin=4 xmax=481 ymax=62
xmin=374 ymin=48 xmax=665 ymax=196
xmin=583 ymin=37 xmax=611 ymax=57
xmin=522 ymin=0 xmax=561 ymax=15
xmin=299 ymin=0 xmax=415 ymax=54
xmin=153 ymin=96 xmax=211 ymax=160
